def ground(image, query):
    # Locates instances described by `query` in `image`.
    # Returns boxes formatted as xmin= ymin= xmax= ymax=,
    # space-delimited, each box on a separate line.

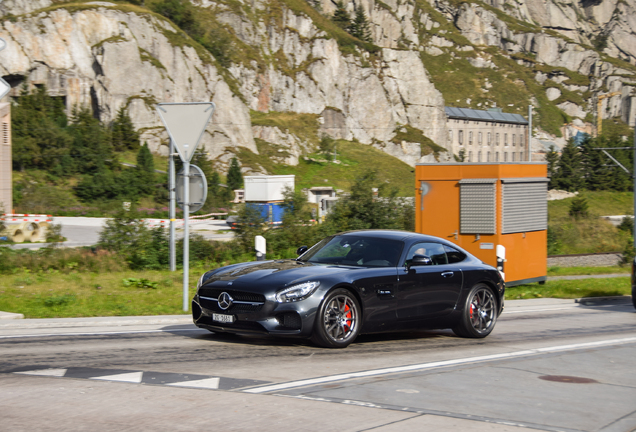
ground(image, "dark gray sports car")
xmin=192 ymin=230 xmax=505 ymax=348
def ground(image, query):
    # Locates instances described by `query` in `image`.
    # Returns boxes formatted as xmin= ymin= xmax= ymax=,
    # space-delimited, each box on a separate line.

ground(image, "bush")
xmin=617 ymin=216 xmax=634 ymax=235
xmin=98 ymin=208 xmax=169 ymax=270
xmin=568 ymin=196 xmax=589 ymax=219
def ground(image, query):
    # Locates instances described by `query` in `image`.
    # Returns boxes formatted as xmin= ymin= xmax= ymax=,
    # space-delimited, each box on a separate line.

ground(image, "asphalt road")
xmin=0 ymin=298 xmax=635 ymax=432
xmin=7 ymin=216 xmax=234 ymax=250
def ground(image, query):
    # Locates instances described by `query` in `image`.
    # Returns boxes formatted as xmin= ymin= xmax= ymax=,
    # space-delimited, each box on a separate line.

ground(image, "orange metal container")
xmin=414 ymin=163 xmax=548 ymax=286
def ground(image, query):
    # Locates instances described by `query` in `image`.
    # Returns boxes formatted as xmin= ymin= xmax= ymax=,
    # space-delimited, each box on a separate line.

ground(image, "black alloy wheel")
xmin=312 ymin=288 xmax=361 ymax=348
xmin=452 ymin=283 xmax=497 ymax=338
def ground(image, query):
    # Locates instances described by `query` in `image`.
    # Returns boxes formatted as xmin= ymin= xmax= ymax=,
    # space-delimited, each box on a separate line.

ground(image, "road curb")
xmin=0 ymin=311 xmax=25 ymax=320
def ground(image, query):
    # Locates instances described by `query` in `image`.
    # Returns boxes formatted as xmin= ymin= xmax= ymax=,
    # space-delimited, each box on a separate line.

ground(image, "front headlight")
xmin=275 ymin=281 xmax=320 ymax=303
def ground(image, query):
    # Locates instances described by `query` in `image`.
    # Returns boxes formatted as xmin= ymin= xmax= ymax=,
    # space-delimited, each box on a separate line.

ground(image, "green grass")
xmin=505 ymin=277 xmax=630 ymax=300
xmin=547 ymin=266 xmax=629 ymax=276
xmin=548 ymin=191 xmax=633 ymax=254
xmin=0 ymin=269 xmax=202 ymax=318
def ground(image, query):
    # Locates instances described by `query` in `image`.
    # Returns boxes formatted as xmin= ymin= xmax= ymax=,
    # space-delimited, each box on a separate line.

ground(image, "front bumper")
xmin=192 ymin=294 xmax=317 ymax=337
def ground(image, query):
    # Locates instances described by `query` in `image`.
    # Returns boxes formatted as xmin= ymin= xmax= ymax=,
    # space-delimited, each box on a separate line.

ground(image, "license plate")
xmin=213 ymin=313 xmax=235 ymax=323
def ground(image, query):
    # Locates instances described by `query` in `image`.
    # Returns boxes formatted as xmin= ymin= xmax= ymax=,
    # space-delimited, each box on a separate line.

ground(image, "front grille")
xmin=198 ymin=288 xmax=265 ymax=303
xmin=199 ymin=297 xmax=262 ymax=313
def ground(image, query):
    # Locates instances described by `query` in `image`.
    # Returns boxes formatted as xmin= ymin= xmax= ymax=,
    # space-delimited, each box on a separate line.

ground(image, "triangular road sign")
xmin=156 ymin=102 xmax=215 ymax=163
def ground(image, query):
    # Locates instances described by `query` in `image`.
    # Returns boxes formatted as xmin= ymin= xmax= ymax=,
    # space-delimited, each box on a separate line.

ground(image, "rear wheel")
xmin=311 ymin=288 xmax=360 ymax=348
xmin=452 ymin=284 xmax=497 ymax=338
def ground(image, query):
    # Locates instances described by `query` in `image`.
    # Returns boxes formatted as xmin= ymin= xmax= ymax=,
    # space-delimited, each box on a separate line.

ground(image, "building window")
xmin=449 ymin=130 xmax=453 ymax=143
xmin=495 ymin=152 xmax=499 ymax=162
xmin=512 ymin=152 xmax=516 ymax=162
xmin=512 ymin=134 xmax=516 ymax=146
xmin=469 ymin=131 xmax=473 ymax=145
xmin=520 ymin=152 xmax=524 ymax=161
xmin=504 ymin=152 xmax=508 ymax=162
xmin=478 ymin=151 xmax=482 ymax=162
xmin=478 ymin=132 xmax=483 ymax=145
xmin=504 ymin=134 xmax=508 ymax=146
xmin=495 ymin=133 xmax=500 ymax=146
xmin=487 ymin=132 xmax=492 ymax=145
xmin=487 ymin=151 xmax=491 ymax=162
xmin=468 ymin=151 xmax=473 ymax=162
xmin=458 ymin=130 xmax=463 ymax=145
xmin=520 ymin=134 xmax=524 ymax=147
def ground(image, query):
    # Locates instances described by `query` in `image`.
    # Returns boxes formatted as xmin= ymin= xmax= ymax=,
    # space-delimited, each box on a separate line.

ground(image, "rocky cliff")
xmin=0 ymin=0 xmax=634 ymax=172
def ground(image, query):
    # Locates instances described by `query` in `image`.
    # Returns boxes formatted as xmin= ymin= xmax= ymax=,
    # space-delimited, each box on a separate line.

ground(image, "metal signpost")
xmin=156 ymin=102 xmax=215 ymax=311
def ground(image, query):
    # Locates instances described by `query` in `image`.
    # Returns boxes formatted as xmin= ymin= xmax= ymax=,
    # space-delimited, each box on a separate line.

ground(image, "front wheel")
xmin=452 ymin=284 xmax=498 ymax=338
xmin=311 ymin=288 xmax=361 ymax=348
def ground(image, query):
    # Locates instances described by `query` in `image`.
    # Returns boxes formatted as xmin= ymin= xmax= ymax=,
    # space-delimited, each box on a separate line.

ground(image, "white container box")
xmin=244 ymin=175 xmax=295 ymax=202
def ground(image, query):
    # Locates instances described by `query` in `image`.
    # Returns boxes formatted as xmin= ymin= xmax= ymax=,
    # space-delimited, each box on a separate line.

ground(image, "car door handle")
xmin=441 ymin=271 xmax=454 ymax=278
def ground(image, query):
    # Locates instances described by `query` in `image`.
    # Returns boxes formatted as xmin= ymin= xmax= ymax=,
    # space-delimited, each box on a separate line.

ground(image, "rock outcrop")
xmin=0 ymin=0 xmax=635 ymax=170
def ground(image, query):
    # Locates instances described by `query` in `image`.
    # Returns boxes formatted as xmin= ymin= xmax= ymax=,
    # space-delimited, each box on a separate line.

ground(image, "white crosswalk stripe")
xmin=14 ymin=368 xmax=67 ymax=377
xmin=166 ymin=377 xmax=220 ymax=389
xmin=90 ymin=372 xmax=143 ymax=383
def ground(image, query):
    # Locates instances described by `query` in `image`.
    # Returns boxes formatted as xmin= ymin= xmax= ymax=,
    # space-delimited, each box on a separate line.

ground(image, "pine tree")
xmin=111 ymin=107 xmax=140 ymax=151
xmin=332 ymin=1 xmax=351 ymax=30
xmin=579 ymin=137 xmax=611 ymax=191
xmin=555 ymin=140 xmax=584 ymax=192
xmin=545 ymin=145 xmax=560 ymax=189
xmin=136 ymin=142 xmax=155 ymax=196
xmin=348 ymin=6 xmax=372 ymax=43
xmin=226 ymin=157 xmax=243 ymax=192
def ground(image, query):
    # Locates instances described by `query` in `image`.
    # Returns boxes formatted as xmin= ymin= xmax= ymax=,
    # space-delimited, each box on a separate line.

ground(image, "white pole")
xmin=183 ymin=159 xmax=190 ymax=312
xmin=169 ymin=139 xmax=176 ymax=271
xmin=528 ymin=105 xmax=533 ymax=162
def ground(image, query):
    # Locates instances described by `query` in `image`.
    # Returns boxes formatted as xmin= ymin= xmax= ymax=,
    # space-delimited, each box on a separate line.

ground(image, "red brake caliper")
xmin=343 ymin=304 xmax=352 ymax=331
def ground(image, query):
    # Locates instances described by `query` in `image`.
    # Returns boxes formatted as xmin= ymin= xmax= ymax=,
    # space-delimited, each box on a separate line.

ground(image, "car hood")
xmin=201 ymin=260 xmax=359 ymax=292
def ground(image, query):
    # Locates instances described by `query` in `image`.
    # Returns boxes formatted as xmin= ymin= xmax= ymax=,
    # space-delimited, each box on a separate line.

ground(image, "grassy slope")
xmin=238 ymin=138 xmax=416 ymax=196
xmin=548 ymin=191 xmax=633 ymax=254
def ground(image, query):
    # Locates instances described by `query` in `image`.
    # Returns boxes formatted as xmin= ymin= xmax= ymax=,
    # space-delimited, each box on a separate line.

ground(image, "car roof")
xmin=337 ymin=230 xmax=444 ymax=243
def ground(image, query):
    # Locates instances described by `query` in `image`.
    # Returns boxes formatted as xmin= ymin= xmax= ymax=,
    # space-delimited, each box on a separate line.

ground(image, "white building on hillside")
xmin=445 ymin=107 xmax=529 ymax=162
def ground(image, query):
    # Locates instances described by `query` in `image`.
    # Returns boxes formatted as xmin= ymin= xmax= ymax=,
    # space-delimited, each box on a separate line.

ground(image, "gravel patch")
xmin=548 ymin=253 xmax=623 ymax=267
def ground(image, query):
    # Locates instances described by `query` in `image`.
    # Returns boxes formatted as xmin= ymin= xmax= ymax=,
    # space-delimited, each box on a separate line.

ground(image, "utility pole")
xmin=528 ymin=105 xmax=532 ymax=162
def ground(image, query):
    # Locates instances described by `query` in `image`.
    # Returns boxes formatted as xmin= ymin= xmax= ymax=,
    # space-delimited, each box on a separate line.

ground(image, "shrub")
xmin=568 ymin=196 xmax=589 ymax=219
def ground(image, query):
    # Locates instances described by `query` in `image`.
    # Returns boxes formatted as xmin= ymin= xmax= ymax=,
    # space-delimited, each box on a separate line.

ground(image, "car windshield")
xmin=300 ymin=235 xmax=403 ymax=267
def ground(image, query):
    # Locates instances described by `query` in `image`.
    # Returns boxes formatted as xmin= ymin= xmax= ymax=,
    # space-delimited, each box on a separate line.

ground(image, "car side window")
xmin=406 ymin=242 xmax=447 ymax=265
xmin=444 ymin=245 xmax=467 ymax=264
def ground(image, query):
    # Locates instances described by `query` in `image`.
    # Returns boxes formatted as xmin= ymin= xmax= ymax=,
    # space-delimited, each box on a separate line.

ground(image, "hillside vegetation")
xmin=548 ymin=191 xmax=633 ymax=255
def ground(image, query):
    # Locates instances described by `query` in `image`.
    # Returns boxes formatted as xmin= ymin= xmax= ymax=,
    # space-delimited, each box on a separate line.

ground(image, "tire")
xmin=452 ymin=283 xmax=498 ymax=338
xmin=311 ymin=288 xmax=361 ymax=348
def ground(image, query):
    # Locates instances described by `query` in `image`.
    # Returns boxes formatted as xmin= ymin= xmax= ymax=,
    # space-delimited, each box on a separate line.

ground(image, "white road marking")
xmin=90 ymin=372 xmax=143 ymax=383
xmin=0 ymin=328 xmax=206 ymax=339
xmin=14 ymin=368 xmax=67 ymax=377
xmin=166 ymin=377 xmax=220 ymax=389
xmin=243 ymin=336 xmax=636 ymax=394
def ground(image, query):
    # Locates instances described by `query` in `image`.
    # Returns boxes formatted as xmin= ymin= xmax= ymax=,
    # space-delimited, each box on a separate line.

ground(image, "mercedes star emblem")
xmin=218 ymin=292 xmax=233 ymax=310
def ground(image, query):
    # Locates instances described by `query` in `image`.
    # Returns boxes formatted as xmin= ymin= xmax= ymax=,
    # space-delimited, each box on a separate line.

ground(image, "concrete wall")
xmin=0 ymin=103 xmax=10 ymax=213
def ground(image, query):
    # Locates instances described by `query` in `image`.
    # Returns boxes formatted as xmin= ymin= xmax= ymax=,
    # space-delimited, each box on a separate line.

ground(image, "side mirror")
xmin=411 ymin=254 xmax=433 ymax=266
xmin=296 ymin=246 xmax=308 ymax=256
